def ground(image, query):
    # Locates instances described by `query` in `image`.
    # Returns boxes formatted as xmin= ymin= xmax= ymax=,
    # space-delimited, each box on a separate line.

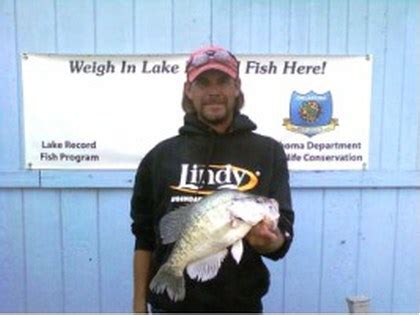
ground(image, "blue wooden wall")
xmin=1 ymin=0 xmax=419 ymax=312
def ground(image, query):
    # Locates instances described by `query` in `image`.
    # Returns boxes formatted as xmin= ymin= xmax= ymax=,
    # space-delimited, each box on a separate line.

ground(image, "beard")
xmin=198 ymin=96 xmax=234 ymax=126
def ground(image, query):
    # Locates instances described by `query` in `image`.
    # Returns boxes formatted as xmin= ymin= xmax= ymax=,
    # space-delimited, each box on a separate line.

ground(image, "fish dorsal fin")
xmin=230 ymin=240 xmax=244 ymax=264
xmin=186 ymin=249 xmax=228 ymax=282
xmin=159 ymin=204 xmax=195 ymax=245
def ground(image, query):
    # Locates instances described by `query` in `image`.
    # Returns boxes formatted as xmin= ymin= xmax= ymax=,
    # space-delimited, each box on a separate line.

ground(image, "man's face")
xmin=185 ymin=70 xmax=241 ymax=129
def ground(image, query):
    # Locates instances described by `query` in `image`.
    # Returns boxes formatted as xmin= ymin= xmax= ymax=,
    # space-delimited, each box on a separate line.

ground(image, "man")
xmin=131 ymin=45 xmax=294 ymax=313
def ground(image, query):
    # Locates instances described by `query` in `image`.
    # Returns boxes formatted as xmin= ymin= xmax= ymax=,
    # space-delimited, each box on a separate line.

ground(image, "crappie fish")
xmin=149 ymin=189 xmax=280 ymax=302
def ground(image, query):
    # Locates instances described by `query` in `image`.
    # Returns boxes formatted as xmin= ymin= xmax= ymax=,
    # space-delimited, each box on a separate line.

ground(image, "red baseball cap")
xmin=186 ymin=45 xmax=239 ymax=83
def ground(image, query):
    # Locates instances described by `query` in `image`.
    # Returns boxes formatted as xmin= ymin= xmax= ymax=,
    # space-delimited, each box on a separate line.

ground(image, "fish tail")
xmin=149 ymin=264 xmax=185 ymax=302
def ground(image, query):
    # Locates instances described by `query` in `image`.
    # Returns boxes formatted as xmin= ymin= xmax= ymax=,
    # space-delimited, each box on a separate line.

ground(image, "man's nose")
xmin=207 ymin=83 xmax=222 ymax=95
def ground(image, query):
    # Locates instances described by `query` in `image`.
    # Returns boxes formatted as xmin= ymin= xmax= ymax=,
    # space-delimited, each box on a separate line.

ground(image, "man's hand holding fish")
xmin=245 ymin=218 xmax=286 ymax=254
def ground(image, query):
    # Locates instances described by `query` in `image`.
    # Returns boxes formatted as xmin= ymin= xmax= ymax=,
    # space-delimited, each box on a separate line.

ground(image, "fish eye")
xmin=256 ymin=197 xmax=265 ymax=204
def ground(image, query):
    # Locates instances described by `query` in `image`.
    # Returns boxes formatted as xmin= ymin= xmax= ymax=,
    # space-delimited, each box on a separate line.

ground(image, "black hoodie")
xmin=131 ymin=113 xmax=294 ymax=312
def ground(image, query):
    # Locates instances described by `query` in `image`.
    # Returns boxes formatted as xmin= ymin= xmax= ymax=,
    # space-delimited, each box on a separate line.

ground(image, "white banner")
xmin=21 ymin=54 xmax=372 ymax=170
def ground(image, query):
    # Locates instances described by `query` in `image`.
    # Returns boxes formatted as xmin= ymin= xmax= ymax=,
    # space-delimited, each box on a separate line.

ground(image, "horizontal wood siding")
xmin=0 ymin=0 xmax=419 ymax=312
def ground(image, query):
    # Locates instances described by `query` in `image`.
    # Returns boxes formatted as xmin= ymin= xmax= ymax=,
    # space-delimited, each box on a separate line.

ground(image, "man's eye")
xmin=195 ymin=78 xmax=209 ymax=86
xmin=218 ymin=77 xmax=230 ymax=85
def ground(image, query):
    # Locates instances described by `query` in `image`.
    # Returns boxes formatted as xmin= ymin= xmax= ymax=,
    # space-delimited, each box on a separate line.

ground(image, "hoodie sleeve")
xmin=262 ymin=141 xmax=294 ymax=261
xmin=130 ymin=154 xmax=156 ymax=251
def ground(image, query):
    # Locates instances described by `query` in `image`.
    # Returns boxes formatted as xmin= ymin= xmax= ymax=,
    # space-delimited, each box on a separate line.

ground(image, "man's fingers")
xmin=252 ymin=222 xmax=279 ymax=240
xmin=259 ymin=218 xmax=277 ymax=232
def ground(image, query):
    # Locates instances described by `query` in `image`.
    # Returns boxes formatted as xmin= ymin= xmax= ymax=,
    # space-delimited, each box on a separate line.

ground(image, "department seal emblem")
xmin=283 ymin=91 xmax=338 ymax=137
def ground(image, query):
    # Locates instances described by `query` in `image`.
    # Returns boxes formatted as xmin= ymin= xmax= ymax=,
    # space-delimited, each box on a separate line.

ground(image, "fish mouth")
xmin=270 ymin=198 xmax=279 ymax=209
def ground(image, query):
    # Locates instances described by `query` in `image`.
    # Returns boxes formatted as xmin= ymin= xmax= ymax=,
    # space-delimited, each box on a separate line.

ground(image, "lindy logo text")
xmin=170 ymin=164 xmax=259 ymax=195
